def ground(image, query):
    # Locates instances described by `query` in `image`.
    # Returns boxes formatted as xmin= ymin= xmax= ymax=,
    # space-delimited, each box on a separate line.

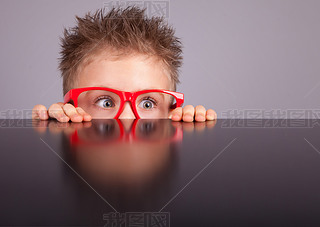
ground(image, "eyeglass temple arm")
xmin=63 ymin=90 xmax=77 ymax=106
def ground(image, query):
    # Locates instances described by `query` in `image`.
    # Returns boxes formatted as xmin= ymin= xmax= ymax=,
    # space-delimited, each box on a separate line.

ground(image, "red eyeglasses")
xmin=64 ymin=87 xmax=184 ymax=119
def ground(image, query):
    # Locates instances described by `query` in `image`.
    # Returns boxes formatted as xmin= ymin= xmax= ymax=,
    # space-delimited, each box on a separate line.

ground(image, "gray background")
xmin=0 ymin=0 xmax=319 ymax=118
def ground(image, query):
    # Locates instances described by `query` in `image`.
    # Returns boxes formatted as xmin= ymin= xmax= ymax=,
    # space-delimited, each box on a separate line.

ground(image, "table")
xmin=0 ymin=119 xmax=320 ymax=226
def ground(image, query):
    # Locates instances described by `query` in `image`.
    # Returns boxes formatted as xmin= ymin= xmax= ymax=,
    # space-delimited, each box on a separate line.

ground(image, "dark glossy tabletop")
xmin=0 ymin=119 xmax=320 ymax=227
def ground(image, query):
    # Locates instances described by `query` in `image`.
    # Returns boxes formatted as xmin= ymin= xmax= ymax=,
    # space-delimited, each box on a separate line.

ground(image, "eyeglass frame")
xmin=64 ymin=87 xmax=184 ymax=119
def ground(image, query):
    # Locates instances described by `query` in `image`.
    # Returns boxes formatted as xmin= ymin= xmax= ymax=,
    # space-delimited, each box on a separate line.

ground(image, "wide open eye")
xmin=138 ymin=99 xmax=156 ymax=110
xmin=95 ymin=97 xmax=115 ymax=109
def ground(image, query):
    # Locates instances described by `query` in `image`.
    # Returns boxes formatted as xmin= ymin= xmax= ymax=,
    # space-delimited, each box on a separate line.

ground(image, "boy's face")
xmin=76 ymin=53 xmax=172 ymax=119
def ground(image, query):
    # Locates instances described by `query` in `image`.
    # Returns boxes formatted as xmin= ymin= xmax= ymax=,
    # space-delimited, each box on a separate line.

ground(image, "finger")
xmin=48 ymin=103 xmax=70 ymax=122
xmin=182 ymin=105 xmax=195 ymax=122
xmin=170 ymin=107 xmax=183 ymax=121
xmin=48 ymin=102 xmax=65 ymax=121
xmin=56 ymin=102 xmax=64 ymax=107
xmin=76 ymin=107 xmax=92 ymax=122
xmin=62 ymin=104 xmax=83 ymax=122
xmin=194 ymin=105 xmax=206 ymax=122
xmin=206 ymin=109 xmax=217 ymax=121
xmin=32 ymin=104 xmax=49 ymax=120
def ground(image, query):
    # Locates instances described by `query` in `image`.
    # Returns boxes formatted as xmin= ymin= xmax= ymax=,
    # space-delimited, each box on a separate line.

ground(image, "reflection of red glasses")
xmin=70 ymin=119 xmax=183 ymax=146
xmin=64 ymin=87 xmax=184 ymax=119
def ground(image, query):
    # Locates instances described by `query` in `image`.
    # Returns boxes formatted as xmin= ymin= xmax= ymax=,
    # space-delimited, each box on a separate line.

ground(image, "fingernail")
xmin=72 ymin=114 xmax=80 ymax=119
xmin=84 ymin=115 xmax=92 ymax=121
xmin=59 ymin=117 xmax=68 ymax=122
xmin=183 ymin=114 xmax=193 ymax=122
xmin=172 ymin=114 xmax=180 ymax=121
xmin=207 ymin=115 xmax=214 ymax=121
xmin=196 ymin=114 xmax=206 ymax=122
xmin=40 ymin=112 xmax=47 ymax=119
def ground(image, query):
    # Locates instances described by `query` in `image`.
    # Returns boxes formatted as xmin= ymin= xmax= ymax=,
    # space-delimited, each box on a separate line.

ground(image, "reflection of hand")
xmin=32 ymin=119 xmax=92 ymax=135
xmin=32 ymin=119 xmax=217 ymax=136
xmin=171 ymin=119 xmax=217 ymax=133
xmin=169 ymin=105 xmax=217 ymax=122
xmin=32 ymin=103 xmax=92 ymax=122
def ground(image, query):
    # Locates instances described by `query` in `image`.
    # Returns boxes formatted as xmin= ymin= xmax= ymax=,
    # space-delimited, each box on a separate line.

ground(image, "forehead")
xmin=76 ymin=53 xmax=172 ymax=92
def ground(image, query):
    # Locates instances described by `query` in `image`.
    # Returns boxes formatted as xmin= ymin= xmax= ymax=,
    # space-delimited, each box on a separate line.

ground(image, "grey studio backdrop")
xmin=0 ymin=0 xmax=319 ymax=119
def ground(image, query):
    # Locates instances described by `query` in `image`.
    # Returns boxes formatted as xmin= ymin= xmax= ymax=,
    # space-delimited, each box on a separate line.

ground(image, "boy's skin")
xmin=32 ymin=53 xmax=217 ymax=122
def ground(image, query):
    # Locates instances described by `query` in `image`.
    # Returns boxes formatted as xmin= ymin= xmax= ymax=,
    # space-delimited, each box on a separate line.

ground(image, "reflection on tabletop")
xmin=32 ymin=119 xmax=216 ymax=211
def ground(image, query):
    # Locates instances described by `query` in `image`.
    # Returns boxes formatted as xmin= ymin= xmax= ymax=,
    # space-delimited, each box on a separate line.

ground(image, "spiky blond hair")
xmin=59 ymin=6 xmax=183 ymax=95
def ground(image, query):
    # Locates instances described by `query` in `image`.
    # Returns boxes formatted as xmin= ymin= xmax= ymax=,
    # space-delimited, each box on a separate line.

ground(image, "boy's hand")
xmin=32 ymin=102 xmax=92 ymax=122
xmin=169 ymin=105 xmax=217 ymax=122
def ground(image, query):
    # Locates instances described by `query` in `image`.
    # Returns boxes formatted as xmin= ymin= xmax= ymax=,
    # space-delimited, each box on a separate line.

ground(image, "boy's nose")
xmin=118 ymin=102 xmax=136 ymax=119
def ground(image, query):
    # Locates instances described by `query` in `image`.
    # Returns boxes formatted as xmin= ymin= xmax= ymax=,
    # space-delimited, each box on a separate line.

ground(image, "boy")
xmin=32 ymin=6 xmax=216 ymax=122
